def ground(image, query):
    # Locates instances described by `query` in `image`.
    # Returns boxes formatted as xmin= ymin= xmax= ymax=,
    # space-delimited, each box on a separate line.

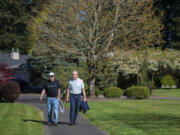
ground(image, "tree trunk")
xmin=87 ymin=55 xmax=96 ymax=96
xmin=150 ymin=87 xmax=152 ymax=95
xmin=89 ymin=76 xmax=95 ymax=96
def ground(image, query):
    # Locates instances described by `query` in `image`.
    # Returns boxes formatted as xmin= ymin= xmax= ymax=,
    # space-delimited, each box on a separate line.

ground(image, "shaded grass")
xmin=152 ymin=89 xmax=180 ymax=97
xmin=0 ymin=103 xmax=44 ymax=135
xmin=84 ymin=100 xmax=180 ymax=135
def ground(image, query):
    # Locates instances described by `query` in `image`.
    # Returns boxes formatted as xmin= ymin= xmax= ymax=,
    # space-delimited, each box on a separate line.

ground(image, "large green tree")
xmin=165 ymin=0 xmax=180 ymax=50
xmin=0 ymin=0 xmax=50 ymax=54
xmin=154 ymin=0 xmax=180 ymax=50
xmin=33 ymin=0 xmax=164 ymax=95
xmin=0 ymin=0 xmax=32 ymax=54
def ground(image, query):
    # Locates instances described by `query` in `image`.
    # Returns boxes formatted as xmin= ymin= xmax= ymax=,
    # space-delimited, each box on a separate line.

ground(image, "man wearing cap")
xmin=66 ymin=71 xmax=87 ymax=125
xmin=40 ymin=72 xmax=61 ymax=126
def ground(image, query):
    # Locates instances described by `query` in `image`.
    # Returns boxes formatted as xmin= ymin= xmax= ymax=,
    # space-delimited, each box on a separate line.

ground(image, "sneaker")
xmin=46 ymin=122 xmax=52 ymax=126
xmin=73 ymin=122 xmax=78 ymax=125
xmin=69 ymin=122 xmax=73 ymax=126
xmin=54 ymin=123 xmax=58 ymax=126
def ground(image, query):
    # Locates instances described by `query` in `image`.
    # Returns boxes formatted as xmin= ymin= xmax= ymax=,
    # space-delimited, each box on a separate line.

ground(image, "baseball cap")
xmin=49 ymin=72 xmax=55 ymax=76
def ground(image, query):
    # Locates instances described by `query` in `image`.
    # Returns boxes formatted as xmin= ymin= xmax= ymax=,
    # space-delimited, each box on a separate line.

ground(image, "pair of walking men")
xmin=40 ymin=71 xmax=87 ymax=126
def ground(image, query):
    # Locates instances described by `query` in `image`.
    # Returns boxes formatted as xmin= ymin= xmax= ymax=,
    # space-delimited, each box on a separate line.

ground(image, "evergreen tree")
xmin=0 ymin=0 xmax=50 ymax=54
xmin=95 ymin=58 xmax=118 ymax=90
xmin=25 ymin=56 xmax=58 ymax=85
xmin=167 ymin=0 xmax=180 ymax=49
xmin=154 ymin=0 xmax=180 ymax=49
xmin=0 ymin=0 xmax=33 ymax=54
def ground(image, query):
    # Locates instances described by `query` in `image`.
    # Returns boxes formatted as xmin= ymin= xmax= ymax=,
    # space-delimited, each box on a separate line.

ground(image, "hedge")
xmin=126 ymin=86 xmax=150 ymax=99
xmin=161 ymin=74 xmax=178 ymax=88
xmin=104 ymin=87 xmax=123 ymax=98
xmin=95 ymin=89 xmax=103 ymax=97
xmin=0 ymin=81 xmax=20 ymax=102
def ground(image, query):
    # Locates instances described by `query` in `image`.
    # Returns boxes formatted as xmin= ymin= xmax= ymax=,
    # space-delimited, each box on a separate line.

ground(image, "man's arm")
xmin=40 ymin=89 xmax=45 ymax=101
xmin=66 ymin=88 xmax=70 ymax=102
xmin=81 ymin=80 xmax=87 ymax=101
xmin=58 ymin=88 xmax=61 ymax=100
xmin=82 ymin=88 xmax=87 ymax=101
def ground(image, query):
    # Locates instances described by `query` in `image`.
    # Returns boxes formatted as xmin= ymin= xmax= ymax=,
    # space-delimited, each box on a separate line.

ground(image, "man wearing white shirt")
xmin=66 ymin=71 xmax=87 ymax=125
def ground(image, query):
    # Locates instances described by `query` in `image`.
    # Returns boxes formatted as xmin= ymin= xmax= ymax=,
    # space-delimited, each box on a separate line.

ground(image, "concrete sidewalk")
xmin=18 ymin=94 xmax=106 ymax=135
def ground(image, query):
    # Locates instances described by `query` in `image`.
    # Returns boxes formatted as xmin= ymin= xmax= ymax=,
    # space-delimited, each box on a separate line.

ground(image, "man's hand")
xmin=83 ymin=97 xmax=87 ymax=102
xmin=40 ymin=89 xmax=45 ymax=101
xmin=58 ymin=89 xmax=61 ymax=101
xmin=66 ymin=88 xmax=70 ymax=103
xmin=58 ymin=97 xmax=61 ymax=101
xmin=82 ymin=88 xmax=87 ymax=102
xmin=40 ymin=95 xmax=43 ymax=101
xmin=66 ymin=97 xmax=69 ymax=103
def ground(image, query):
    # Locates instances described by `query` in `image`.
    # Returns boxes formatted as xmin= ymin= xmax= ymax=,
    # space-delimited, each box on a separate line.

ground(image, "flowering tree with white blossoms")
xmin=113 ymin=49 xmax=180 ymax=88
xmin=114 ymin=49 xmax=180 ymax=75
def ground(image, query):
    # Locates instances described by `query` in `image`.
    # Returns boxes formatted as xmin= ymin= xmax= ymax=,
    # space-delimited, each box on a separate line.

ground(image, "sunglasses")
xmin=72 ymin=74 xmax=77 ymax=75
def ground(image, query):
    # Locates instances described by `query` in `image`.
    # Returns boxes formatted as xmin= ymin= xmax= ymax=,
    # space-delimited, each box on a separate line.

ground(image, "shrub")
xmin=104 ymin=87 xmax=123 ymax=98
xmin=95 ymin=89 xmax=102 ymax=97
xmin=161 ymin=74 xmax=178 ymax=88
xmin=0 ymin=81 xmax=20 ymax=102
xmin=95 ymin=59 xmax=118 ymax=90
xmin=126 ymin=86 xmax=150 ymax=99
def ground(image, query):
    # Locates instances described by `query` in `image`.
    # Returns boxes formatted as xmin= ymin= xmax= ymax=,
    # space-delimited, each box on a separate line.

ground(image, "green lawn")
xmin=0 ymin=103 xmax=44 ymax=135
xmin=84 ymin=100 xmax=180 ymax=135
xmin=152 ymin=89 xmax=180 ymax=97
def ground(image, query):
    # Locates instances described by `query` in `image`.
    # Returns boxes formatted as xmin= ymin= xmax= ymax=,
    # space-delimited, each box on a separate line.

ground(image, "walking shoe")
xmin=73 ymin=122 xmax=78 ymax=125
xmin=46 ymin=122 xmax=53 ymax=126
xmin=69 ymin=122 xmax=73 ymax=126
xmin=54 ymin=123 xmax=58 ymax=126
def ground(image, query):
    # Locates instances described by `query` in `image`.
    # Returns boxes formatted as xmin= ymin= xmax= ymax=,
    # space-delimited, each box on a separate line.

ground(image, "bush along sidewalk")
xmin=0 ymin=81 xmax=20 ymax=102
xmin=125 ymin=86 xmax=150 ymax=99
xmin=104 ymin=87 xmax=123 ymax=98
xmin=95 ymin=89 xmax=104 ymax=97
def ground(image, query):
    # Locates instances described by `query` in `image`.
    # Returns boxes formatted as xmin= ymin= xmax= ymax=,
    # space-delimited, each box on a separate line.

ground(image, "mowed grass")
xmin=152 ymin=89 xmax=180 ymax=97
xmin=84 ymin=100 xmax=180 ymax=135
xmin=0 ymin=103 xmax=44 ymax=135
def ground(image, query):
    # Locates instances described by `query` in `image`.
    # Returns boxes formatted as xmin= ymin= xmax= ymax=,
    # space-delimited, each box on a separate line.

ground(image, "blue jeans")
xmin=47 ymin=97 xmax=59 ymax=123
xmin=70 ymin=94 xmax=81 ymax=123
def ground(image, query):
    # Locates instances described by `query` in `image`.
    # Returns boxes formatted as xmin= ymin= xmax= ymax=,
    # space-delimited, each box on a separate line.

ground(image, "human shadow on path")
xmin=22 ymin=119 xmax=71 ymax=126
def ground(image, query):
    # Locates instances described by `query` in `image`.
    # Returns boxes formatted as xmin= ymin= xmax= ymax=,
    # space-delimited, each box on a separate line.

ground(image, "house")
xmin=0 ymin=49 xmax=30 ymax=84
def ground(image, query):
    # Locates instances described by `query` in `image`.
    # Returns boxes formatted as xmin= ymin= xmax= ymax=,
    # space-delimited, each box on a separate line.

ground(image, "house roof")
xmin=0 ymin=53 xmax=29 ymax=69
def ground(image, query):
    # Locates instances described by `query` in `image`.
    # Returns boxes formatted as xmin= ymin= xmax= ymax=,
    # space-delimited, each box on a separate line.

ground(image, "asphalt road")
xmin=18 ymin=94 xmax=107 ymax=135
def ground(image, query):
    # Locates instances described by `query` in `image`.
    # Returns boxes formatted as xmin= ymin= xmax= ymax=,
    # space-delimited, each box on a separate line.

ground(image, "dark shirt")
xmin=43 ymin=80 xmax=61 ymax=97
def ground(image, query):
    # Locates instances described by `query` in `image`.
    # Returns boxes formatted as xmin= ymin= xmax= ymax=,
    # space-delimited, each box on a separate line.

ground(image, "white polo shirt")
xmin=68 ymin=78 xmax=84 ymax=94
